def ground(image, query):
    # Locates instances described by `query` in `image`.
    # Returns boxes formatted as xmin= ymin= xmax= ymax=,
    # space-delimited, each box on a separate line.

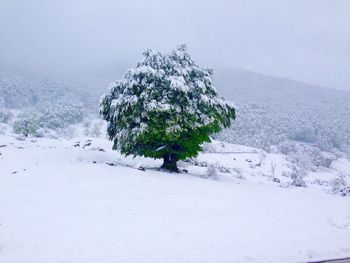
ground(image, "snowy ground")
xmin=1 ymin=133 xmax=350 ymax=263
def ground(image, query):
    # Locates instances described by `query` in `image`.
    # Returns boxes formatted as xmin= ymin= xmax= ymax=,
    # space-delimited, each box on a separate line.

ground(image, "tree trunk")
xmin=161 ymin=153 xmax=179 ymax=172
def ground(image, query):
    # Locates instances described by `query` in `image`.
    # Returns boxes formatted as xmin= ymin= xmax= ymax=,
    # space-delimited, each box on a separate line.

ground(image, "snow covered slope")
xmin=213 ymin=69 xmax=350 ymax=151
xmin=1 ymin=133 xmax=349 ymax=263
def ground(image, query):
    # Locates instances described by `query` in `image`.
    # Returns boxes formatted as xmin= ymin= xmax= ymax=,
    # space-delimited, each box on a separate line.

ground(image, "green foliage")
xmin=100 ymin=45 xmax=235 ymax=169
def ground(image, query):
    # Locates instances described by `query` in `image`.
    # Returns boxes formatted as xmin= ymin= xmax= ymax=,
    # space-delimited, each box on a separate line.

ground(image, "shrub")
xmin=329 ymin=176 xmax=350 ymax=197
xmin=13 ymin=113 xmax=39 ymax=137
xmin=38 ymin=100 xmax=83 ymax=129
xmin=0 ymin=110 xmax=13 ymax=123
xmin=290 ymin=165 xmax=307 ymax=187
xmin=206 ymin=163 xmax=218 ymax=179
xmin=83 ymin=119 xmax=104 ymax=137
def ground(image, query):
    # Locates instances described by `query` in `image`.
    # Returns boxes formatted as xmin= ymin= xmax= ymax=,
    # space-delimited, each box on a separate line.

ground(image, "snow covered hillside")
xmin=0 ymin=66 xmax=96 ymax=114
xmin=213 ymin=69 xmax=350 ymax=152
xmin=1 ymin=130 xmax=350 ymax=262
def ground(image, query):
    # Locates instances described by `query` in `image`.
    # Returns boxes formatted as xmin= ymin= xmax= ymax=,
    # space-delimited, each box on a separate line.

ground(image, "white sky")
xmin=0 ymin=0 xmax=349 ymax=90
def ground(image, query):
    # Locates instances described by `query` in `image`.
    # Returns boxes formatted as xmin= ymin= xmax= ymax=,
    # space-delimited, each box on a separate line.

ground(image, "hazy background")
xmin=0 ymin=0 xmax=349 ymax=90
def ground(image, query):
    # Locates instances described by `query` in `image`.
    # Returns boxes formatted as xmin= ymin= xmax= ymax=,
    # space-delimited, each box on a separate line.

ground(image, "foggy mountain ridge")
xmin=2 ymin=63 xmax=350 ymax=112
xmin=213 ymin=68 xmax=350 ymax=104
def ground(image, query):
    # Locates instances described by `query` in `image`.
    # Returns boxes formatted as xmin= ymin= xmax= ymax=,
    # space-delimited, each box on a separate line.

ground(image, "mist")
xmin=1 ymin=0 xmax=349 ymax=89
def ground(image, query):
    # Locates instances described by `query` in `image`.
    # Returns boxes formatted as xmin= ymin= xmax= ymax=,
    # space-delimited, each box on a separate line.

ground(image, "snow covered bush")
xmin=90 ymin=122 xmax=103 ymax=137
xmin=100 ymin=45 xmax=235 ymax=172
xmin=57 ymin=126 xmax=77 ymax=139
xmin=13 ymin=113 xmax=39 ymax=137
xmin=277 ymin=140 xmax=329 ymax=169
xmin=185 ymin=158 xmax=209 ymax=168
xmin=270 ymin=162 xmax=277 ymax=178
xmin=290 ymin=165 xmax=307 ymax=187
xmin=277 ymin=140 xmax=298 ymax=155
xmin=0 ymin=110 xmax=13 ymax=123
xmin=35 ymin=128 xmax=50 ymax=138
xmin=38 ymin=99 xmax=83 ymax=129
xmin=83 ymin=119 xmax=104 ymax=137
xmin=0 ymin=123 xmax=7 ymax=134
xmin=329 ymin=177 xmax=350 ymax=197
xmin=206 ymin=163 xmax=218 ymax=179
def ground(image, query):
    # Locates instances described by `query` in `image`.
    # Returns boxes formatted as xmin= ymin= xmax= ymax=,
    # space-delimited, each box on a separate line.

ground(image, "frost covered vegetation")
xmin=100 ymin=45 xmax=235 ymax=171
xmin=214 ymin=69 xmax=350 ymax=154
xmin=0 ymin=66 xmax=85 ymax=131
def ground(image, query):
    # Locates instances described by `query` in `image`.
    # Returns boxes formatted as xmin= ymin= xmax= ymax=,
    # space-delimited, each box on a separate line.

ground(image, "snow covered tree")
xmin=100 ymin=45 xmax=235 ymax=172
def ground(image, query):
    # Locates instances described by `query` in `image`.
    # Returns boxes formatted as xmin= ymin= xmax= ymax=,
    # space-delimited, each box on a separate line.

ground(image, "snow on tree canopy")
xmin=100 ymin=45 xmax=235 ymax=171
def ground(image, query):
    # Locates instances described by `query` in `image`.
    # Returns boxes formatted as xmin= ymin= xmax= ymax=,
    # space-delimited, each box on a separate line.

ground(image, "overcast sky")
xmin=0 ymin=0 xmax=349 ymax=90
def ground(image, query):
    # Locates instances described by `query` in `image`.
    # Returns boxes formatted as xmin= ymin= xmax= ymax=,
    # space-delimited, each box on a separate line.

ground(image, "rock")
xmin=137 ymin=166 xmax=146 ymax=171
xmin=0 ymin=144 xmax=6 ymax=148
xmin=273 ymin=178 xmax=280 ymax=183
xmin=105 ymin=162 xmax=116 ymax=166
xmin=182 ymin=169 xmax=188 ymax=173
xmin=340 ymin=187 xmax=350 ymax=197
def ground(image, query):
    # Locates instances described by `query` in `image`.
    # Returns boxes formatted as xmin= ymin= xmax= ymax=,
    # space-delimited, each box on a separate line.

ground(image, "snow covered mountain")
xmin=213 ymin=69 xmax=350 ymax=152
xmin=214 ymin=68 xmax=350 ymax=105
